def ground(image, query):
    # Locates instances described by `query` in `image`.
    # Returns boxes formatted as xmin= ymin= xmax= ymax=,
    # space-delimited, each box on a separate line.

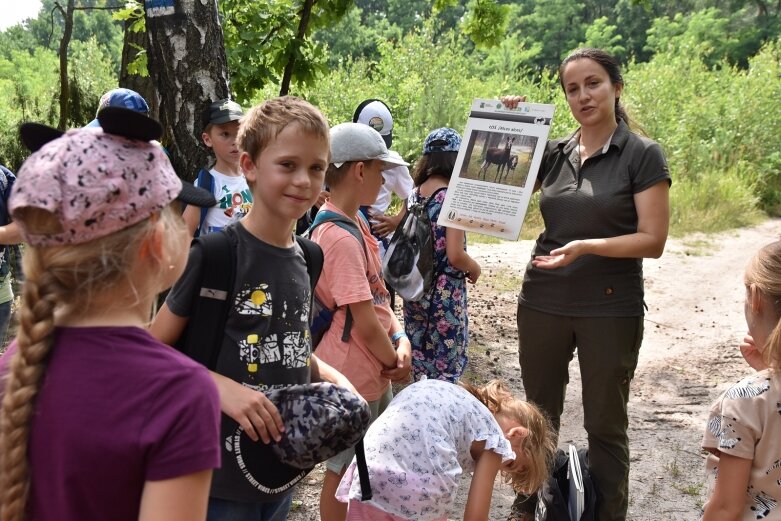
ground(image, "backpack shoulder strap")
xmin=180 ymin=227 xmax=237 ymax=370
xmin=294 ymin=235 xmax=324 ymax=293
xmin=310 ymin=210 xmax=364 ymax=244
xmin=307 ymin=211 xmax=366 ymax=342
xmin=195 ymin=168 xmax=215 ymax=238
xmin=309 ymin=210 xmax=369 ymax=267
xmin=426 ymin=186 xmax=447 ymax=204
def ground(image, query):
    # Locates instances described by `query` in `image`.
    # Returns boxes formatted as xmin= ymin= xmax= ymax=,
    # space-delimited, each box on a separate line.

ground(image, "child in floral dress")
xmin=403 ymin=128 xmax=481 ymax=382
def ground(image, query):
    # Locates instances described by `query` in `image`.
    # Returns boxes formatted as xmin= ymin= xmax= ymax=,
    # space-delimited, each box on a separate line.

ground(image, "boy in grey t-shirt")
xmin=151 ymin=96 xmax=354 ymax=521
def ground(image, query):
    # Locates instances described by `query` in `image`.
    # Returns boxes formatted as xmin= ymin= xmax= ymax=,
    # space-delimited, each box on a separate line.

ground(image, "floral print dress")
xmin=402 ymin=188 xmax=469 ymax=382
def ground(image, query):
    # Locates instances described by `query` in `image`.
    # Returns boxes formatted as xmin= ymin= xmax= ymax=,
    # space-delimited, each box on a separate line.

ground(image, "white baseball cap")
xmin=353 ymin=99 xmax=393 ymax=147
xmin=330 ymin=123 xmax=409 ymax=169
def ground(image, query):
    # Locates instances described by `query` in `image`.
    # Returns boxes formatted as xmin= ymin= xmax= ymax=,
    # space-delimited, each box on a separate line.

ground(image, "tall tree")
xmin=219 ymin=0 xmax=353 ymax=103
xmin=144 ymin=0 xmax=230 ymax=180
xmin=116 ymin=0 xmax=158 ymax=118
xmin=280 ymin=0 xmax=316 ymax=95
xmin=57 ymin=0 xmax=75 ymax=130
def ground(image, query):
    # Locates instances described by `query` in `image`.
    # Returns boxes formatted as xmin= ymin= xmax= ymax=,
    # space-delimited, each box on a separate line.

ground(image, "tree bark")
xmin=279 ymin=0 xmax=315 ymax=96
xmin=144 ymin=0 xmax=230 ymax=181
xmin=120 ymin=20 xmax=159 ymax=120
xmin=57 ymin=0 xmax=75 ymax=130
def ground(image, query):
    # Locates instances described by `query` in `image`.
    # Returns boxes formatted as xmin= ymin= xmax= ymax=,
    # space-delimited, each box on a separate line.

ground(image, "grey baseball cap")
xmin=330 ymin=123 xmax=409 ymax=169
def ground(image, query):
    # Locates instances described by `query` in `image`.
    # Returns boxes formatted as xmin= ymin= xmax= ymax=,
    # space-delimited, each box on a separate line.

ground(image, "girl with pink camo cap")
xmin=0 ymin=108 xmax=221 ymax=521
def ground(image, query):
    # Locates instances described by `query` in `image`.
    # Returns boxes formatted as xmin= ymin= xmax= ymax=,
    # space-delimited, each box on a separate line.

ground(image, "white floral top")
xmin=336 ymin=379 xmax=514 ymax=520
xmin=702 ymin=369 xmax=781 ymax=520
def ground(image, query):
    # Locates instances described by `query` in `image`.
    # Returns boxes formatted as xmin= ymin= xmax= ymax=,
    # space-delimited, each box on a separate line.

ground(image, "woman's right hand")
xmin=500 ymin=95 xmax=527 ymax=109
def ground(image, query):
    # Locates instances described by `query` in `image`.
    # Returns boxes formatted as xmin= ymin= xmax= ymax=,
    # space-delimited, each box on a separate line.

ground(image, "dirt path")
xmin=289 ymin=218 xmax=781 ymax=521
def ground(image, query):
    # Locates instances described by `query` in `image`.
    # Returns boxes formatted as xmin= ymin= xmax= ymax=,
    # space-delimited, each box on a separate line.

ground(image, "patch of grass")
xmin=462 ymin=343 xmax=494 ymax=383
xmin=674 ymin=482 xmax=704 ymax=496
xmin=669 ymin=169 xmax=764 ymax=237
xmin=486 ymin=266 xmax=523 ymax=292
xmin=467 ymin=232 xmax=506 ymax=244
xmin=519 ymin=197 xmax=544 ymax=240
xmin=681 ymin=238 xmax=714 ymax=256
xmin=663 ymin=458 xmax=681 ymax=479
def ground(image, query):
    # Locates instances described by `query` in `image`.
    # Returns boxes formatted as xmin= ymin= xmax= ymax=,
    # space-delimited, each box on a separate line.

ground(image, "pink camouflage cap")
xmin=11 ymin=107 xmax=215 ymax=246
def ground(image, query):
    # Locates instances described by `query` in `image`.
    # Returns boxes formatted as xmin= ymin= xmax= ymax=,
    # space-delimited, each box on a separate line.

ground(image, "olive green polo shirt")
xmin=519 ymin=120 xmax=671 ymax=317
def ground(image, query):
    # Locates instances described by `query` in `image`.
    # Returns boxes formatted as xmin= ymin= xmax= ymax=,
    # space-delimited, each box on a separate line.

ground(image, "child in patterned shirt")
xmin=337 ymin=379 xmax=555 ymax=521
xmin=702 ymin=240 xmax=781 ymax=520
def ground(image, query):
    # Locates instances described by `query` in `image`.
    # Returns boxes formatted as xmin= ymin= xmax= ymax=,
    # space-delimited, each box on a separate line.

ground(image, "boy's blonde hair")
xmin=0 ymin=206 xmax=185 ymax=520
xmin=746 ymin=240 xmax=781 ymax=370
xmin=462 ymin=380 xmax=556 ymax=495
xmin=237 ymin=96 xmax=329 ymax=164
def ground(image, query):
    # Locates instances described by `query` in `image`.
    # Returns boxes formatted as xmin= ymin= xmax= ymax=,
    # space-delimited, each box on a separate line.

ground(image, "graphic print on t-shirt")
xmin=232 ymin=282 xmax=311 ymax=377
xmin=198 ymin=170 xmax=253 ymax=235
xmin=235 ymin=284 xmax=273 ymax=316
xmin=282 ymin=332 xmax=309 ymax=368
xmin=218 ymin=185 xmax=252 ymax=221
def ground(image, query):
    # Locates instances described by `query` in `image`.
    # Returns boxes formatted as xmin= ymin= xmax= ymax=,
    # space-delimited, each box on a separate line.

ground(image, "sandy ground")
xmin=289 ymin=218 xmax=781 ymax=521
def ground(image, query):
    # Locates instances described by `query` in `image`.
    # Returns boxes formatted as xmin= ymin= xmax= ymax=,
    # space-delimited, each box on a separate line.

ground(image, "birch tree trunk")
xmin=144 ymin=0 xmax=230 ymax=181
xmin=57 ymin=0 xmax=75 ymax=131
xmin=120 ymin=21 xmax=159 ymax=120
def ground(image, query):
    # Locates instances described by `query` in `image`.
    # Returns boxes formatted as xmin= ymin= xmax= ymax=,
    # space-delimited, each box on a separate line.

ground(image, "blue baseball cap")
xmin=423 ymin=127 xmax=462 ymax=155
xmin=86 ymin=88 xmax=150 ymax=127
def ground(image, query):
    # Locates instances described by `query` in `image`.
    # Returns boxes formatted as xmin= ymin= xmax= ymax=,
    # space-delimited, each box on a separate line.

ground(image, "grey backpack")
xmin=382 ymin=187 xmax=446 ymax=301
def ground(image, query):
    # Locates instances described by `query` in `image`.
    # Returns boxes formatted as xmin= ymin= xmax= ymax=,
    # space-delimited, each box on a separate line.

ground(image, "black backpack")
xmin=535 ymin=447 xmax=597 ymax=521
xmin=176 ymin=226 xmax=323 ymax=370
xmin=173 ymin=227 xmax=374 ymax=500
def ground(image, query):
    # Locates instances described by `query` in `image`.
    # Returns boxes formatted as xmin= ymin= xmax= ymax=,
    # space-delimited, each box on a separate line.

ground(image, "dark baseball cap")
xmin=229 ymin=382 xmax=371 ymax=496
xmin=201 ymin=98 xmax=243 ymax=129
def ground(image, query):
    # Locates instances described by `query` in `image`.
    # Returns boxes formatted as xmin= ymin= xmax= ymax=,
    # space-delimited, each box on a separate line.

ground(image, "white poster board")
xmin=437 ymin=99 xmax=555 ymax=240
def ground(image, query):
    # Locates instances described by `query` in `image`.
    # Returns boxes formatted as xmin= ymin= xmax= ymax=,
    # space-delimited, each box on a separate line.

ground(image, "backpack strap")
xmin=354 ymin=437 xmax=373 ymax=501
xmin=307 ymin=210 xmax=370 ymax=342
xmin=295 ymin=235 xmax=323 ymax=294
xmin=178 ymin=227 xmax=237 ymax=370
xmin=194 ymin=168 xmax=215 ymax=238
xmin=418 ymin=186 xmax=449 ymax=279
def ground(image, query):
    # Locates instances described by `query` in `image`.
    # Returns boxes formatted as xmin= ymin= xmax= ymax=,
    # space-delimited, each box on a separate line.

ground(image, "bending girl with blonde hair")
xmin=0 ymin=109 xmax=221 ymax=521
xmin=702 ymin=240 xmax=781 ymax=520
xmin=336 ymin=378 xmax=555 ymax=521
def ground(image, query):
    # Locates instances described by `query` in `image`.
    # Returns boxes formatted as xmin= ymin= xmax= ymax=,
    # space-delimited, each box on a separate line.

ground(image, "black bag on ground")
xmin=535 ymin=447 xmax=597 ymax=521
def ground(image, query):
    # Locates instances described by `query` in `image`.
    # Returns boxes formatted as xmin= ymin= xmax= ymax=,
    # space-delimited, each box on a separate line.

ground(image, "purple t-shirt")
xmin=0 ymin=326 xmax=221 ymax=521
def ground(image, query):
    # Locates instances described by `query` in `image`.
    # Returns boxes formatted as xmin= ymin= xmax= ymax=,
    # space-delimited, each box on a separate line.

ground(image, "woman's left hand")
xmin=532 ymin=240 xmax=587 ymax=269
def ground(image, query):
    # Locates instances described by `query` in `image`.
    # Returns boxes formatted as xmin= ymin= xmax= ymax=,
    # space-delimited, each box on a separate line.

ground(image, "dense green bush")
xmin=0 ymin=37 xmax=115 ymax=171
